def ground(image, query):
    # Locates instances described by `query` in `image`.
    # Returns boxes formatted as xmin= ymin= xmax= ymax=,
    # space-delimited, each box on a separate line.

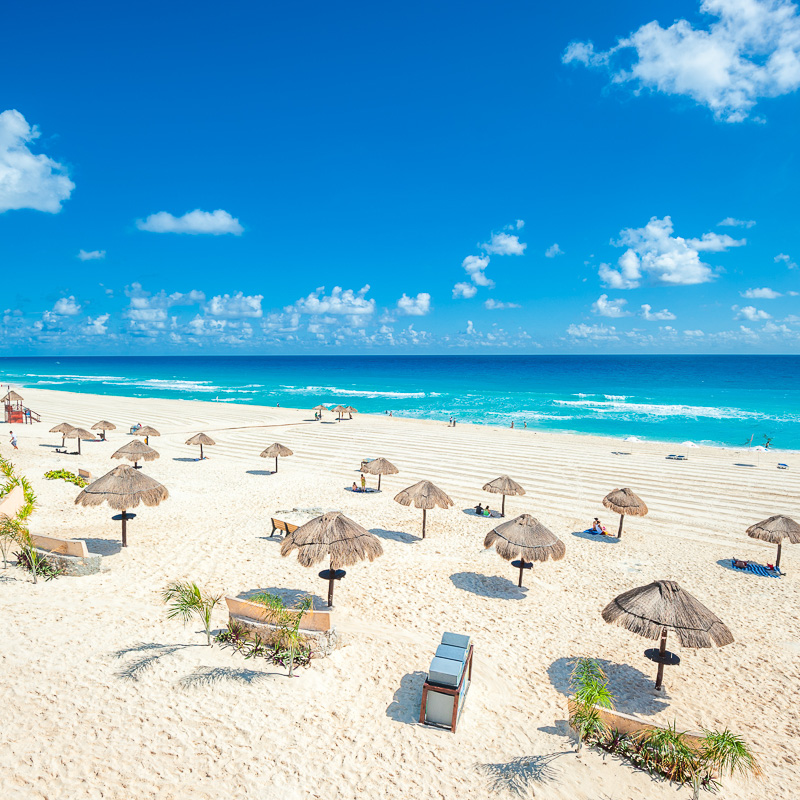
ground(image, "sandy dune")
xmin=1 ymin=386 xmax=798 ymax=800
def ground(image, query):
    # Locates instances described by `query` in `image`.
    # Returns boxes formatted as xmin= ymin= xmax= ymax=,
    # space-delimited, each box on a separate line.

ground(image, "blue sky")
xmin=1 ymin=0 xmax=799 ymax=354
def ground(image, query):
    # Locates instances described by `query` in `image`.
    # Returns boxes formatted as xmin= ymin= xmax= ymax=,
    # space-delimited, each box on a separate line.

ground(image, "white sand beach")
xmin=1 ymin=386 xmax=799 ymax=800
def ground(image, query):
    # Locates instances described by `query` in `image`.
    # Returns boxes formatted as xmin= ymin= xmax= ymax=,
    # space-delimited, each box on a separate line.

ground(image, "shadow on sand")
xmin=476 ymin=752 xmax=569 ymax=796
xmin=370 ymin=528 xmax=418 ymax=544
xmin=239 ymin=586 xmax=327 ymax=609
xmin=246 ymin=469 xmax=274 ymax=476
xmin=450 ymin=571 xmax=528 ymax=600
xmin=178 ymin=666 xmax=282 ymax=687
xmin=547 ymin=656 xmax=669 ymax=715
xmin=386 ymin=670 xmax=427 ymax=723
xmin=570 ymin=530 xmax=621 ymax=544
xmin=113 ymin=642 xmax=202 ymax=681
xmin=82 ymin=537 xmax=123 ymax=556
xmin=173 ymin=457 xmax=204 ymax=462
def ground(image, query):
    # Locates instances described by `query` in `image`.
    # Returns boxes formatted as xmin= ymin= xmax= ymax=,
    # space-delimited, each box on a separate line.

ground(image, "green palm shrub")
xmin=250 ymin=592 xmax=313 ymax=677
xmin=162 ymin=581 xmax=222 ymax=645
xmin=569 ymin=657 xmax=614 ymax=752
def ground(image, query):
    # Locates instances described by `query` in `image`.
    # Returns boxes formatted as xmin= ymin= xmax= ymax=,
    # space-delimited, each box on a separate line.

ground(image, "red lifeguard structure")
xmin=2 ymin=389 xmax=40 ymax=425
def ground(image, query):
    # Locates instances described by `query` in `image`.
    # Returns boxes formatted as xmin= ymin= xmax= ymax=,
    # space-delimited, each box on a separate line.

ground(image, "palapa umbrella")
xmin=312 ymin=404 xmax=328 ymax=411
xmin=111 ymin=440 xmax=159 ymax=469
xmin=394 ymin=480 xmax=453 ymax=538
xmin=602 ymin=580 xmax=734 ymax=691
xmin=74 ymin=464 xmax=168 ymax=547
xmin=91 ymin=420 xmax=116 ymax=441
xmin=134 ymin=425 xmax=160 ymax=445
xmin=603 ymin=488 xmax=648 ymax=539
xmin=344 ymin=405 xmax=357 ymax=419
xmin=484 ymin=513 xmax=565 ymax=587
xmin=332 ymin=404 xmax=347 ymax=420
xmin=260 ymin=442 xmax=293 ymax=473
xmin=746 ymin=515 xmax=800 ymax=570
xmin=50 ymin=422 xmax=74 ymax=448
xmin=64 ymin=427 xmax=96 ymax=455
xmin=280 ymin=511 xmax=383 ymax=606
xmin=483 ymin=475 xmax=526 ymax=517
xmin=186 ymin=432 xmax=215 ymax=460
xmin=362 ymin=457 xmax=399 ymax=490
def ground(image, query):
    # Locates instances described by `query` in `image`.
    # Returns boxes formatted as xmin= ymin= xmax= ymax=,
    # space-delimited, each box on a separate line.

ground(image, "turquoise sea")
xmin=1 ymin=355 xmax=798 ymax=449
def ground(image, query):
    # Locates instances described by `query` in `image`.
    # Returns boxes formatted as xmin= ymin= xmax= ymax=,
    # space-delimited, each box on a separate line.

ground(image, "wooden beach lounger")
xmin=270 ymin=518 xmax=299 ymax=538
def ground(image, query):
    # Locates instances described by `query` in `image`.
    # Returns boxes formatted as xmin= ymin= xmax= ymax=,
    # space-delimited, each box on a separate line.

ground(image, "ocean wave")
xmin=105 ymin=379 xmax=220 ymax=392
xmin=552 ymin=399 xmax=792 ymax=422
xmin=280 ymin=384 xmax=429 ymax=399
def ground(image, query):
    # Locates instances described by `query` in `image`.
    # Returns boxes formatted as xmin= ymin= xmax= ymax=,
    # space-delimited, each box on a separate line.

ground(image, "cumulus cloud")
xmin=592 ymin=294 xmax=630 ymax=317
xmin=85 ymin=313 xmax=110 ymax=335
xmin=599 ymin=216 xmax=742 ymax=289
xmin=205 ymin=292 xmax=263 ymax=319
xmin=566 ymin=322 xmax=620 ymax=341
xmin=733 ymin=304 xmax=772 ymax=321
xmin=563 ymin=0 xmax=800 ymax=121
xmin=719 ymin=217 xmax=756 ymax=227
xmin=453 ymin=282 xmax=478 ymax=299
xmin=482 ymin=231 xmax=527 ymax=256
xmin=0 ymin=109 xmax=74 ymax=213
xmin=52 ymin=296 xmax=81 ymax=316
xmin=545 ymin=243 xmax=563 ymax=258
xmin=461 ymin=254 xmax=493 ymax=287
xmin=288 ymin=285 xmax=375 ymax=317
xmin=484 ymin=299 xmax=521 ymax=309
xmin=742 ymin=287 xmax=781 ymax=298
xmin=136 ymin=209 xmax=243 ymax=235
xmin=775 ymin=252 xmax=798 ymax=269
xmin=640 ymin=303 xmax=677 ymax=320
xmin=78 ymin=249 xmax=106 ymax=261
xmin=396 ymin=292 xmax=431 ymax=316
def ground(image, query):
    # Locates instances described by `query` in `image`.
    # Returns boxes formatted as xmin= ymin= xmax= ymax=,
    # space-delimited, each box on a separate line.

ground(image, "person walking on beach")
xmin=9 ymin=431 xmax=18 ymax=450
xmin=360 ymin=473 xmax=366 ymax=492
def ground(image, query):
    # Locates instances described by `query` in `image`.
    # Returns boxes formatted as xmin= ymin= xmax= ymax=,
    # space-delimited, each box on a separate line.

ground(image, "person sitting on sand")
xmin=474 ymin=502 xmax=484 ymax=514
xmin=352 ymin=481 xmax=359 ymax=493
xmin=591 ymin=518 xmax=606 ymax=534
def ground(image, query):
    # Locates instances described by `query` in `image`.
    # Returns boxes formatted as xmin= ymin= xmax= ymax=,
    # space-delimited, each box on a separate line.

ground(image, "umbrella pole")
xmin=618 ymin=514 xmax=624 ymax=539
xmin=77 ymin=438 xmax=81 ymax=455
xmin=121 ymin=510 xmax=128 ymax=548
xmin=776 ymin=542 xmax=782 ymax=570
xmin=654 ymin=627 xmax=668 ymax=690
xmin=378 ymin=474 xmax=381 ymax=491
xmin=275 ymin=456 xmax=279 ymax=473
xmin=502 ymin=495 xmax=506 ymax=516
xmin=327 ymin=559 xmax=335 ymax=607
xmin=422 ymin=508 xmax=427 ymax=539
xmin=200 ymin=444 xmax=204 ymax=460
xmin=518 ymin=557 xmax=525 ymax=587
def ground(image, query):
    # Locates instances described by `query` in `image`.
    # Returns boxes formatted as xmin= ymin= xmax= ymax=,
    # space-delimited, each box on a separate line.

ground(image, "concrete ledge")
xmin=225 ymin=596 xmax=333 ymax=632
xmin=31 ymin=534 xmax=90 ymax=558
xmin=34 ymin=548 xmax=101 ymax=577
xmin=228 ymin=611 xmax=341 ymax=659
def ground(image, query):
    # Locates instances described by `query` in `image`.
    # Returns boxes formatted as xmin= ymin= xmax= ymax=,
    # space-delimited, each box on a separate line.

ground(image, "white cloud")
xmin=78 ymin=249 xmax=106 ymax=261
xmin=600 ymin=216 xmax=740 ymax=289
xmin=563 ymin=0 xmax=800 ymax=122
xmin=85 ymin=314 xmax=110 ymax=335
xmin=545 ymin=243 xmax=563 ymax=258
xmin=205 ymin=292 xmax=263 ymax=319
xmin=0 ymin=109 xmax=74 ymax=213
xmin=684 ymin=329 xmax=705 ymax=337
xmin=288 ymin=285 xmax=375 ymax=316
xmin=775 ymin=252 xmax=798 ymax=269
xmin=484 ymin=299 xmax=521 ymax=309
xmin=52 ymin=296 xmax=81 ymax=316
xmin=461 ymin=254 xmax=493 ymax=287
xmin=733 ymin=304 xmax=772 ymax=321
xmin=640 ymin=303 xmax=677 ymax=320
xmin=515 ymin=219 xmax=525 ymax=229
xmin=741 ymin=287 xmax=782 ymax=298
xmin=453 ymin=282 xmax=478 ymax=299
xmin=482 ymin=231 xmax=527 ymax=256
xmin=136 ymin=209 xmax=243 ymax=235
xmin=719 ymin=217 xmax=756 ymax=227
xmin=396 ymin=292 xmax=431 ymax=316
xmin=592 ymin=294 xmax=630 ymax=317
xmin=566 ymin=322 xmax=620 ymax=341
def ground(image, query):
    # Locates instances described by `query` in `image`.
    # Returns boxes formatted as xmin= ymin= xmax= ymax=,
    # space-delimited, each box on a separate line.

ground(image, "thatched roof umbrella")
xmin=344 ymin=405 xmax=357 ymax=419
xmin=64 ymin=427 xmax=96 ymax=455
xmin=484 ymin=514 xmax=565 ymax=587
xmin=2 ymin=390 xmax=24 ymax=406
xmin=603 ymin=488 xmax=648 ymax=539
xmin=280 ymin=511 xmax=383 ymax=606
xmin=313 ymin=404 xmax=328 ymax=412
xmin=602 ymin=580 xmax=734 ymax=691
xmin=260 ymin=442 xmax=293 ymax=473
xmin=91 ymin=420 xmax=116 ymax=441
xmin=483 ymin=475 xmax=526 ymax=517
xmin=50 ymin=422 xmax=74 ymax=448
xmin=111 ymin=440 xmax=159 ymax=469
xmin=746 ymin=515 xmax=800 ymax=570
xmin=134 ymin=425 xmax=160 ymax=445
xmin=186 ymin=432 xmax=215 ymax=460
xmin=332 ymin=404 xmax=347 ymax=420
xmin=394 ymin=480 xmax=453 ymax=538
xmin=362 ymin=457 xmax=399 ymax=490
xmin=75 ymin=464 xmax=169 ymax=547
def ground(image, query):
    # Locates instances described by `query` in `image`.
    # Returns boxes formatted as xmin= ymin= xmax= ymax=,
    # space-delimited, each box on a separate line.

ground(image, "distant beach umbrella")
xmin=75 ymin=464 xmax=169 ymax=547
xmin=603 ymin=488 xmax=648 ymax=539
xmin=602 ymin=580 xmax=733 ymax=691
xmin=91 ymin=420 xmax=116 ymax=441
xmin=134 ymin=425 xmax=160 ymax=445
xmin=344 ymin=405 xmax=357 ymax=418
xmin=313 ymin=404 xmax=329 ymax=413
xmin=362 ymin=457 xmax=399 ymax=490
xmin=50 ymin=422 xmax=75 ymax=448
xmin=623 ymin=436 xmax=641 ymax=442
xmin=112 ymin=440 xmax=160 ymax=469
xmin=681 ymin=441 xmax=699 ymax=448
xmin=482 ymin=475 xmax=526 ymax=517
xmin=394 ymin=480 xmax=453 ymax=538
xmin=186 ymin=432 xmax=215 ymax=460
xmin=746 ymin=515 xmax=800 ymax=571
xmin=280 ymin=511 xmax=383 ymax=607
xmin=64 ymin=427 xmax=96 ymax=455
xmin=260 ymin=442 xmax=293 ymax=473
xmin=484 ymin=513 xmax=565 ymax=588
xmin=332 ymin=404 xmax=347 ymax=420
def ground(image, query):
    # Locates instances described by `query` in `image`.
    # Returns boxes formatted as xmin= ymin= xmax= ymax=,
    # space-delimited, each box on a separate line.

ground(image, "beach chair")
xmin=420 ymin=632 xmax=473 ymax=733
xmin=666 ymin=455 xmax=687 ymax=461
xmin=778 ymin=463 xmax=788 ymax=470
xmin=270 ymin=518 xmax=299 ymax=538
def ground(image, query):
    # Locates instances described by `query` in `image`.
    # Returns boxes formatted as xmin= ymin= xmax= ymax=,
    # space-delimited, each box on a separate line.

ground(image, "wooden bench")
xmin=270 ymin=518 xmax=298 ymax=537
xmin=78 ymin=469 xmax=91 ymax=480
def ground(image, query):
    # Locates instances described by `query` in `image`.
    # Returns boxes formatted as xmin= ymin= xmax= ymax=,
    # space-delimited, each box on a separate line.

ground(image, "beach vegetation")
xmin=249 ymin=592 xmax=313 ymax=677
xmin=162 ymin=581 xmax=222 ymax=645
xmin=15 ymin=530 xmax=64 ymax=582
xmin=44 ymin=468 xmax=88 ymax=487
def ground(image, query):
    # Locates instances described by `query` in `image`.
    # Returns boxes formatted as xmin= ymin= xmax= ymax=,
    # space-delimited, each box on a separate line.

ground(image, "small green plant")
xmin=162 ymin=581 xmax=222 ymax=645
xmin=44 ymin=469 xmax=88 ymax=488
xmin=250 ymin=592 xmax=313 ymax=677
xmin=15 ymin=530 xmax=63 ymax=583
xmin=692 ymin=729 xmax=762 ymax=800
xmin=569 ymin=657 xmax=614 ymax=753
xmin=0 ymin=517 xmax=25 ymax=568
